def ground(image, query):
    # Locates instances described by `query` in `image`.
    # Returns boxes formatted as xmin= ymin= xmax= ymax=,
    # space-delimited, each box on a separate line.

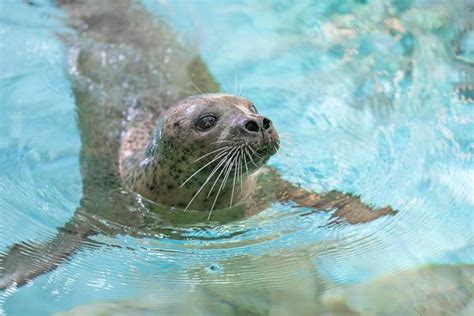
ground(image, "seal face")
xmin=120 ymin=93 xmax=279 ymax=214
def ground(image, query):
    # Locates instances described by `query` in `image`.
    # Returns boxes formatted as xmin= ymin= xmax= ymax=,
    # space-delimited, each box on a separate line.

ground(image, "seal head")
xmin=123 ymin=93 xmax=279 ymax=212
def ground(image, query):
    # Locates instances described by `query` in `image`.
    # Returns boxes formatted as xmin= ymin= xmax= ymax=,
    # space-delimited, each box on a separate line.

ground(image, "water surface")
xmin=1 ymin=0 xmax=473 ymax=315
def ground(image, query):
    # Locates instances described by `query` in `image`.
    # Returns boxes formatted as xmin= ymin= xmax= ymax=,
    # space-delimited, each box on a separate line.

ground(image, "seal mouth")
xmin=255 ymin=140 xmax=279 ymax=156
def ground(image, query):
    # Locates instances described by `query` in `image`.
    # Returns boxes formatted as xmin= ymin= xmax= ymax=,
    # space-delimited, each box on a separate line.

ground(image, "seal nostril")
xmin=245 ymin=120 xmax=260 ymax=133
xmin=262 ymin=118 xmax=271 ymax=130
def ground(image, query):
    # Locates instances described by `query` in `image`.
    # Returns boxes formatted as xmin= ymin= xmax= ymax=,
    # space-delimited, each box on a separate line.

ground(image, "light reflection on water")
xmin=1 ymin=0 xmax=473 ymax=315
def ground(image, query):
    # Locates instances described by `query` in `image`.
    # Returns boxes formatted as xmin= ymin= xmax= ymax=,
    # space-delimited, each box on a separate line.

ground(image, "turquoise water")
xmin=1 ymin=0 xmax=473 ymax=315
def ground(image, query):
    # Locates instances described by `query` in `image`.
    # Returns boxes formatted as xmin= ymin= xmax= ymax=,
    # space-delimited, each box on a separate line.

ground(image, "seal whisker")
xmin=247 ymin=145 xmax=261 ymax=157
xmin=181 ymin=148 xmax=230 ymax=188
xmin=183 ymin=149 xmax=232 ymax=212
xmin=189 ymin=80 xmax=205 ymax=95
xmin=237 ymin=145 xmax=244 ymax=193
xmin=194 ymin=146 xmax=229 ymax=162
xmin=273 ymin=144 xmax=294 ymax=166
xmin=233 ymin=69 xmax=238 ymax=95
xmin=206 ymin=146 xmax=240 ymax=199
xmin=272 ymin=144 xmax=303 ymax=180
xmin=238 ymin=82 xmax=244 ymax=97
xmin=209 ymin=149 xmax=236 ymax=219
xmin=245 ymin=147 xmax=259 ymax=167
xmin=205 ymin=148 xmax=237 ymax=199
xmin=205 ymin=164 xmax=227 ymax=203
xmin=275 ymin=140 xmax=302 ymax=162
xmin=206 ymin=153 xmax=234 ymax=216
xmin=243 ymin=148 xmax=250 ymax=177
xmin=278 ymin=138 xmax=298 ymax=147
xmin=230 ymin=160 xmax=237 ymax=207
xmin=278 ymin=133 xmax=301 ymax=146
xmin=230 ymin=146 xmax=243 ymax=207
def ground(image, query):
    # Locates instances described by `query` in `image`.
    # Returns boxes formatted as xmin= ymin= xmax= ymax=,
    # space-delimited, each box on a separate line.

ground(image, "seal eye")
xmin=196 ymin=114 xmax=217 ymax=131
xmin=249 ymin=104 xmax=258 ymax=114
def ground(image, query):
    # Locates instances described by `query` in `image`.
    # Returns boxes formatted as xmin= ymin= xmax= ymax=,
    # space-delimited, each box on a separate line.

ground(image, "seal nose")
xmin=244 ymin=120 xmax=260 ymax=133
xmin=244 ymin=117 xmax=273 ymax=133
xmin=262 ymin=117 xmax=272 ymax=131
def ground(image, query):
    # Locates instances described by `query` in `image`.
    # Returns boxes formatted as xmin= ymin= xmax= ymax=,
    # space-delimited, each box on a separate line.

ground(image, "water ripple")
xmin=1 ymin=0 xmax=473 ymax=315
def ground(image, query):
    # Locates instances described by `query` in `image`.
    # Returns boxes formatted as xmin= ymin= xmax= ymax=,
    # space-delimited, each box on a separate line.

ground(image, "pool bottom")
xmin=52 ymin=263 xmax=473 ymax=315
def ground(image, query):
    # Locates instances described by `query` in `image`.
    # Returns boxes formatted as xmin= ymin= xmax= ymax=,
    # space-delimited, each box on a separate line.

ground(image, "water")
xmin=1 ymin=0 xmax=473 ymax=315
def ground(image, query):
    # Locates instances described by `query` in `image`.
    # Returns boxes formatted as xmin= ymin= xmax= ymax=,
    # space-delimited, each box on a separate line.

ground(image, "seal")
xmin=0 ymin=0 xmax=396 ymax=290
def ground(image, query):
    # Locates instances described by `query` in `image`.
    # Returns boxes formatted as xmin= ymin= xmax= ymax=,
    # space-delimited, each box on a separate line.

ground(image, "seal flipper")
xmin=248 ymin=167 xmax=397 ymax=224
xmin=296 ymin=191 xmax=397 ymax=225
xmin=0 ymin=216 xmax=96 ymax=290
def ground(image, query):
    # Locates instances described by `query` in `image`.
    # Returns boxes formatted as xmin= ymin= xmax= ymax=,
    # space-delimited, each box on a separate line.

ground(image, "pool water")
xmin=1 ymin=0 xmax=473 ymax=315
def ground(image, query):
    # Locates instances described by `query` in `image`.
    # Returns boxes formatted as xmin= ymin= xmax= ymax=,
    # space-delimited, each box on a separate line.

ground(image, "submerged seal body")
xmin=0 ymin=0 xmax=396 ymax=290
